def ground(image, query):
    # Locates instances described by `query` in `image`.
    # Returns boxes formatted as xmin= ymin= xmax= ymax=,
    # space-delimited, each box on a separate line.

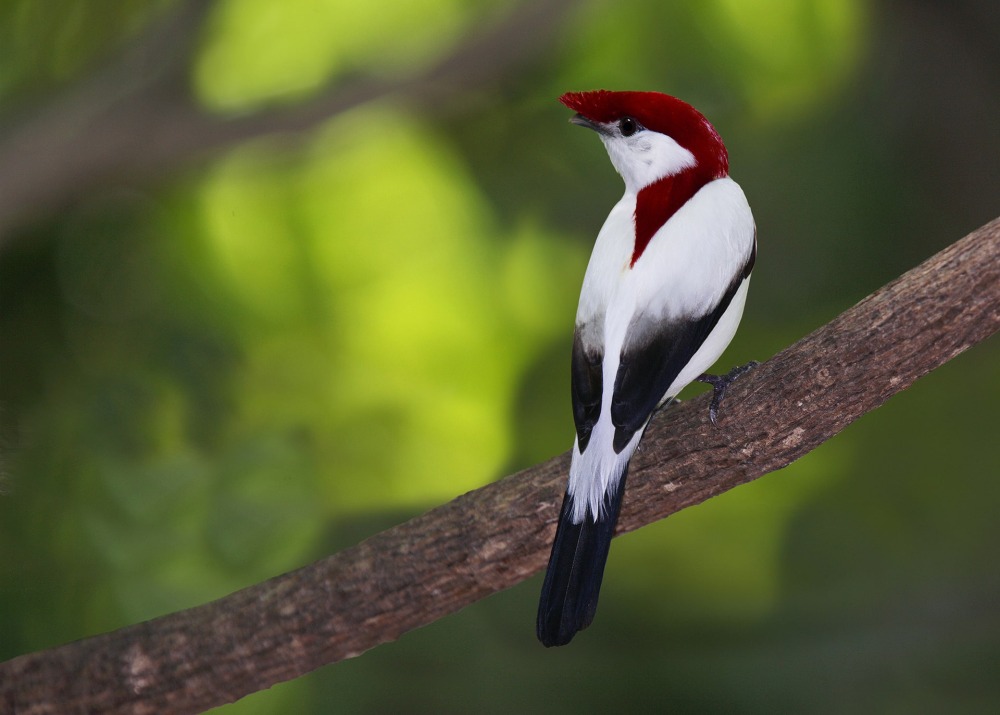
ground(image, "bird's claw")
xmin=697 ymin=360 xmax=760 ymax=425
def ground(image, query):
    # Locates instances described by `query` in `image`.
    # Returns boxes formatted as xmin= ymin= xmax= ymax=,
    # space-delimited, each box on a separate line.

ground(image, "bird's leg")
xmin=697 ymin=361 xmax=760 ymax=425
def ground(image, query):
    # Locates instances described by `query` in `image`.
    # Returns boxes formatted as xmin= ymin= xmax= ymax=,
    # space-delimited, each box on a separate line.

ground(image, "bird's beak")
xmin=569 ymin=114 xmax=609 ymax=135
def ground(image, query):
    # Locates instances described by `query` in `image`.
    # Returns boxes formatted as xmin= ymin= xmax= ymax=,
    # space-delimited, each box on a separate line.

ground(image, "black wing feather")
xmin=570 ymin=329 xmax=604 ymax=453
xmin=611 ymin=249 xmax=755 ymax=453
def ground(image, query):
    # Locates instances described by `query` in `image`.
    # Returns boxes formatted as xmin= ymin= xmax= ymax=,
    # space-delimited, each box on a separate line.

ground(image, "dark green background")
xmin=2 ymin=1 xmax=998 ymax=712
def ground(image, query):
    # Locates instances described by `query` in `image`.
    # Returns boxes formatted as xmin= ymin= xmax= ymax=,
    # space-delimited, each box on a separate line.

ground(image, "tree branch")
xmin=2 ymin=217 xmax=998 ymax=713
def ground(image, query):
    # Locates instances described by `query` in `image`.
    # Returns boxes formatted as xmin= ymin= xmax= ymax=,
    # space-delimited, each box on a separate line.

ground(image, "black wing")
xmin=570 ymin=327 xmax=604 ymax=453
xmin=610 ymin=245 xmax=755 ymax=453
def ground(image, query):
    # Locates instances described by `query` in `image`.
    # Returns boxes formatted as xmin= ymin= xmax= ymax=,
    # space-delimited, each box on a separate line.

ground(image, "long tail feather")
xmin=536 ymin=468 xmax=629 ymax=647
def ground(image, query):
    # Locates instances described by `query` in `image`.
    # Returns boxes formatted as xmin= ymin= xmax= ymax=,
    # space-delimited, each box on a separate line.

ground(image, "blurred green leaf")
xmin=196 ymin=0 xmax=471 ymax=111
xmin=707 ymin=0 xmax=866 ymax=118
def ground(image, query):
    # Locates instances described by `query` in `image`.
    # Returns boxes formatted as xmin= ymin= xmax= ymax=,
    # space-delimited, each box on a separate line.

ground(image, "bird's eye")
xmin=618 ymin=117 xmax=638 ymax=137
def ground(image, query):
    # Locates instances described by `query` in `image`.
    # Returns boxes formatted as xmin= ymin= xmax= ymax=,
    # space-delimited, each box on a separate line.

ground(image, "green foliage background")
xmin=1 ymin=1 xmax=998 ymax=712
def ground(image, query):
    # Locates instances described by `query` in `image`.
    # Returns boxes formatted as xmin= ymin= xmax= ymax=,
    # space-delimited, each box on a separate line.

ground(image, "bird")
xmin=536 ymin=90 xmax=757 ymax=647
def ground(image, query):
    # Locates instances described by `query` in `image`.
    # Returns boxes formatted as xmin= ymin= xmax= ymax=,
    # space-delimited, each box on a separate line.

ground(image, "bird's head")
xmin=559 ymin=90 xmax=729 ymax=193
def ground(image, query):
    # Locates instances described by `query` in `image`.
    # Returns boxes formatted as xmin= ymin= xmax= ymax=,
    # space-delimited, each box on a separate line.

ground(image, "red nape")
xmin=632 ymin=167 xmax=716 ymax=267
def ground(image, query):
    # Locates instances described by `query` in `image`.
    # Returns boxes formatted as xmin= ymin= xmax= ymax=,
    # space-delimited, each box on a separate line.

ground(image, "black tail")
xmin=536 ymin=468 xmax=629 ymax=647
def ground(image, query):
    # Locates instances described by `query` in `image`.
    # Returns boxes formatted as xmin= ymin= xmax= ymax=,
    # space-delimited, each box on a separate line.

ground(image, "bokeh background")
xmin=1 ymin=0 xmax=998 ymax=712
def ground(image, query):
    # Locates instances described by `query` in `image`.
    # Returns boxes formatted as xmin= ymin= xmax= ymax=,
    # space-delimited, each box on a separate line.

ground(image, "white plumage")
xmin=567 ymin=177 xmax=754 ymax=523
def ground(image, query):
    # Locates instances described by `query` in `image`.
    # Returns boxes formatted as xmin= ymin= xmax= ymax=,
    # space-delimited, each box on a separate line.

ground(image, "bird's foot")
xmin=697 ymin=361 xmax=760 ymax=426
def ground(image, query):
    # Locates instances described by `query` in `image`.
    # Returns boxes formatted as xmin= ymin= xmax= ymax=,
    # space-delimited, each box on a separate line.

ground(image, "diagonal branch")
xmin=2 ymin=217 xmax=998 ymax=714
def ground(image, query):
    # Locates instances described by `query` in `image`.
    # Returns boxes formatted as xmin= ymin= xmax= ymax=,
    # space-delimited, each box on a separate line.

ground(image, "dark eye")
xmin=618 ymin=117 xmax=638 ymax=137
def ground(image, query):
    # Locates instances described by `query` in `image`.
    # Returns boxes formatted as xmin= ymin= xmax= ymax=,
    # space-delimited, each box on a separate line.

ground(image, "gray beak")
xmin=569 ymin=114 xmax=609 ymax=135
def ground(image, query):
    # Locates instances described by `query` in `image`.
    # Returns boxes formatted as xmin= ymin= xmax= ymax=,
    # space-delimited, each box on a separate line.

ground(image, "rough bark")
xmin=1 ymin=217 xmax=998 ymax=714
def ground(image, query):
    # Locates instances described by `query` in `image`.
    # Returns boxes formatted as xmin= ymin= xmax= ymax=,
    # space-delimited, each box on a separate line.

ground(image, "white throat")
xmin=600 ymin=131 xmax=696 ymax=193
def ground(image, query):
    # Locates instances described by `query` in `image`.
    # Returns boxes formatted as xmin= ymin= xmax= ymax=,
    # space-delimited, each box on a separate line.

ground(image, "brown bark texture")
xmin=1 ymin=217 xmax=998 ymax=714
